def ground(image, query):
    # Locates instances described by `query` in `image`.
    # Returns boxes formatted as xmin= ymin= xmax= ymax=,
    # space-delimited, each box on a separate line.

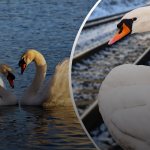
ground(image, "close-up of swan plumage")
xmin=0 ymin=64 xmax=16 ymax=105
xmin=99 ymin=6 xmax=150 ymax=150
xmin=18 ymin=49 xmax=71 ymax=106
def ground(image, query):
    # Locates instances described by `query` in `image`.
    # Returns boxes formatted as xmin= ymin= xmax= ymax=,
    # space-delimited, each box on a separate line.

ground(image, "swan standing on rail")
xmin=18 ymin=49 xmax=71 ymax=106
xmin=98 ymin=6 xmax=150 ymax=150
xmin=0 ymin=64 xmax=16 ymax=105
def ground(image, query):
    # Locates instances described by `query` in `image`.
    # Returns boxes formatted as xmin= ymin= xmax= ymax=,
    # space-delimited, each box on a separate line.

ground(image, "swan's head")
xmin=18 ymin=49 xmax=46 ymax=74
xmin=0 ymin=64 xmax=15 ymax=88
xmin=108 ymin=17 xmax=137 ymax=45
xmin=108 ymin=6 xmax=150 ymax=45
xmin=18 ymin=50 xmax=35 ymax=74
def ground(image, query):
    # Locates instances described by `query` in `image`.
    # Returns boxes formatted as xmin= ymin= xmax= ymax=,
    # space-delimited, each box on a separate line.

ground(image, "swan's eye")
xmin=132 ymin=17 xmax=137 ymax=21
xmin=117 ymin=19 xmax=134 ymax=34
xmin=117 ymin=22 xmax=122 ymax=29
xmin=118 ymin=26 xmax=123 ymax=34
xmin=117 ymin=20 xmax=124 ymax=34
xmin=18 ymin=58 xmax=26 ymax=67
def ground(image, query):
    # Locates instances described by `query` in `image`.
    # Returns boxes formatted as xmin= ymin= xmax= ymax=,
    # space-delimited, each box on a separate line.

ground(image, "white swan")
xmin=108 ymin=6 xmax=150 ymax=45
xmin=98 ymin=6 xmax=150 ymax=150
xmin=18 ymin=49 xmax=71 ymax=106
xmin=0 ymin=64 xmax=16 ymax=105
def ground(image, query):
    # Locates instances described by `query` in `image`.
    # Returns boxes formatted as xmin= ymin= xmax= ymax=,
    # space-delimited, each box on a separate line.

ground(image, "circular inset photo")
xmin=71 ymin=0 xmax=150 ymax=149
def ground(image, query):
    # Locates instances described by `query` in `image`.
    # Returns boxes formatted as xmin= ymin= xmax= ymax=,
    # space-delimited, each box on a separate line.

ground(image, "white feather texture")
xmin=122 ymin=6 xmax=150 ymax=34
xmin=99 ymin=6 xmax=150 ymax=150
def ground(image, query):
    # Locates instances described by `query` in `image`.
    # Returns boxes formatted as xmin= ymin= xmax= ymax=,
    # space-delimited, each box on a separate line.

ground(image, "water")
xmin=0 ymin=106 xmax=96 ymax=150
xmin=89 ymin=0 xmax=150 ymax=20
xmin=0 ymin=0 xmax=97 ymax=97
xmin=0 ymin=0 xmax=98 ymax=149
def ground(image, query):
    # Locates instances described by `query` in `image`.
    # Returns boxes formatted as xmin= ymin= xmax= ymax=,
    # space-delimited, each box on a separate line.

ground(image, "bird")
xmin=108 ymin=6 xmax=150 ymax=45
xmin=43 ymin=58 xmax=72 ymax=108
xmin=0 ymin=64 xmax=16 ymax=105
xmin=98 ymin=6 xmax=150 ymax=150
xmin=18 ymin=49 xmax=71 ymax=106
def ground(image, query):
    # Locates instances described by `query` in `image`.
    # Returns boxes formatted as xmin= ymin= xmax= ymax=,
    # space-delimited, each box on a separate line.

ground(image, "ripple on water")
xmin=0 ymin=106 xmax=96 ymax=150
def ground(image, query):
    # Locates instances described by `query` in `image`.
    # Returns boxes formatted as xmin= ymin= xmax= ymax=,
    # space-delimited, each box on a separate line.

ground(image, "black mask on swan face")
xmin=108 ymin=17 xmax=137 ymax=45
xmin=7 ymin=71 xmax=15 ymax=88
xmin=18 ymin=58 xmax=27 ymax=74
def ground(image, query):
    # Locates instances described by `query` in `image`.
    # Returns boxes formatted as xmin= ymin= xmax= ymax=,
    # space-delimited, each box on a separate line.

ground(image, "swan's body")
xmin=0 ymin=64 xmax=16 ymax=105
xmin=19 ymin=49 xmax=71 ymax=106
xmin=99 ymin=6 xmax=150 ymax=150
xmin=43 ymin=59 xmax=72 ymax=108
xmin=19 ymin=50 xmax=47 ymax=105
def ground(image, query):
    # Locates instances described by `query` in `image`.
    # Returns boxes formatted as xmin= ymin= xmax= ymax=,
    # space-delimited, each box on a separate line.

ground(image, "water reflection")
xmin=0 ymin=106 xmax=95 ymax=149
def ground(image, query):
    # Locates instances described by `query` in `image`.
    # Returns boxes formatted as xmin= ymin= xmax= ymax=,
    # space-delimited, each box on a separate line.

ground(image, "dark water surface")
xmin=0 ymin=0 xmax=97 ymax=149
xmin=0 ymin=106 xmax=96 ymax=150
xmin=0 ymin=0 xmax=96 ymax=96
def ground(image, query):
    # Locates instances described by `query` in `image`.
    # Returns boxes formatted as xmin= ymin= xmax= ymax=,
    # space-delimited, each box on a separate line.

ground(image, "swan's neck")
xmin=23 ymin=53 xmax=47 ymax=99
xmin=132 ymin=17 xmax=150 ymax=34
xmin=28 ymin=64 xmax=47 ymax=95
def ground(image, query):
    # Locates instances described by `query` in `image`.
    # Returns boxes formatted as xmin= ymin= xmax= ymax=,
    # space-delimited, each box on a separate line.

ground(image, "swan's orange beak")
xmin=7 ymin=72 xmax=15 ymax=88
xmin=18 ymin=59 xmax=26 ymax=74
xmin=108 ymin=23 xmax=131 ymax=45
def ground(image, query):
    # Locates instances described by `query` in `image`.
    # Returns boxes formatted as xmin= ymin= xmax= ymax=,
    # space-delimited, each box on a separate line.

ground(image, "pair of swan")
xmin=1 ymin=49 xmax=71 ymax=106
xmin=98 ymin=6 xmax=150 ymax=150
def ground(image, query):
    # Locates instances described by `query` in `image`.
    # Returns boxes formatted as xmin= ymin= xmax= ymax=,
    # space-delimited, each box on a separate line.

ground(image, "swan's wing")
xmin=112 ymin=105 xmax=150 ymax=142
xmin=38 ymin=59 xmax=71 ymax=107
xmin=100 ymin=85 xmax=150 ymax=143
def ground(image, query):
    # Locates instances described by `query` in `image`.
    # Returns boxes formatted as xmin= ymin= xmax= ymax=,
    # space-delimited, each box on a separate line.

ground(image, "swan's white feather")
xmin=99 ymin=64 xmax=150 ymax=149
xmin=122 ymin=6 xmax=150 ymax=34
xmin=0 ymin=75 xmax=6 ymax=89
xmin=99 ymin=6 xmax=150 ymax=150
xmin=0 ymin=75 xmax=16 ymax=105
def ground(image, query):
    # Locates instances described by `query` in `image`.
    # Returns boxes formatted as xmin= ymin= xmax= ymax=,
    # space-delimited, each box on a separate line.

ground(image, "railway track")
xmin=83 ymin=3 xmax=150 ymax=30
xmin=80 ymin=46 xmax=150 ymax=132
xmin=74 ymin=13 xmax=122 ymax=58
xmin=72 ymin=6 xmax=150 ymax=149
xmin=72 ymin=36 xmax=150 ymax=149
xmin=74 ymin=3 xmax=150 ymax=57
xmin=72 ymin=7 xmax=150 ymax=130
xmin=83 ymin=12 xmax=125 ymax=29
xmin=72 ymin=33 xmax=150 ymax=114
xmin=73 ymin=40 xmax=150 ymax=131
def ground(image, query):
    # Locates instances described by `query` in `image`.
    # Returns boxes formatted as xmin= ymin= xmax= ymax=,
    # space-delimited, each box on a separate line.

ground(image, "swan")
xmin=98 ymin=6 xmax=150 ymax=150
xmin=0 ymin=64 xmax=16 ymax=105
xmin=18 ymin=49 xmax=71 ymax=106
xmin=43 ymin=58 xmax=72 ymax=108
xmin=108 ymin=6 xmax=150 ymax=45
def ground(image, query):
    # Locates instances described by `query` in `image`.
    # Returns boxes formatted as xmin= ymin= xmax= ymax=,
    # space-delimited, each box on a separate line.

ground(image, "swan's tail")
xmin=43 ymin=58 xmax=72 ymax=108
